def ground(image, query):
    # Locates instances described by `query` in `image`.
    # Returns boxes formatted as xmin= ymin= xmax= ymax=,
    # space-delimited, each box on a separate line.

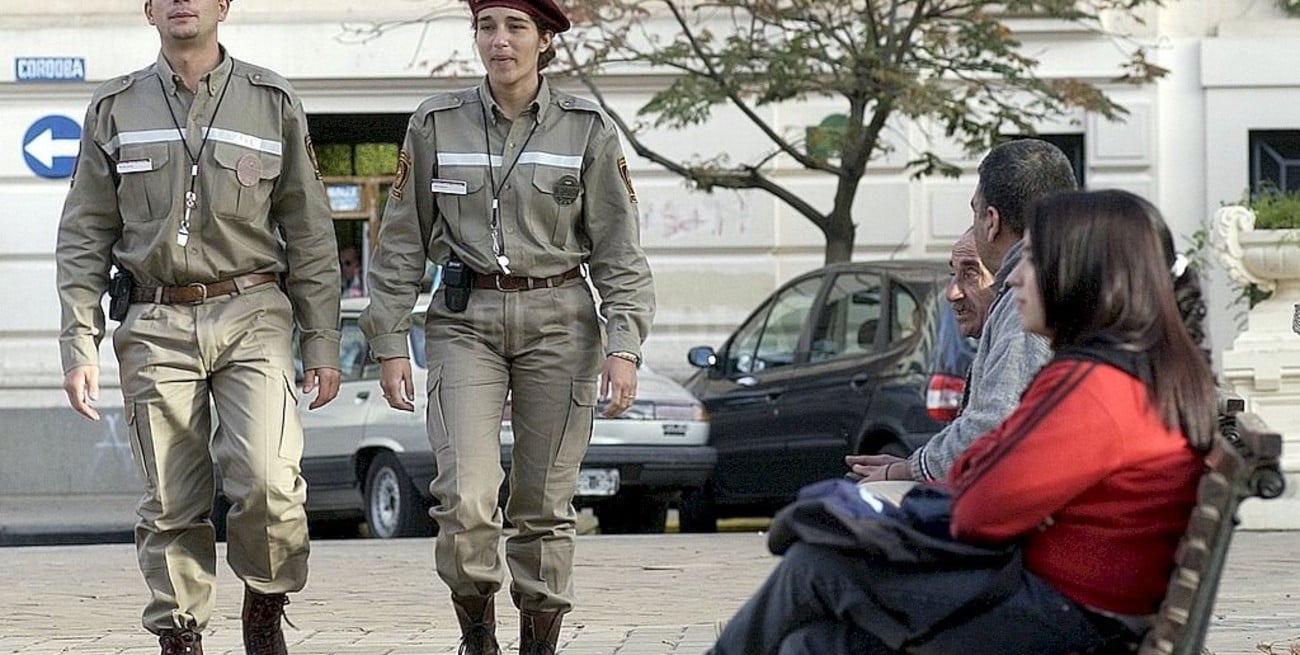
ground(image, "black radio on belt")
xmin=108 ymin=268 xmax=134 ymax=322
xmin=442 ymin=258 xmax=473 ymax=313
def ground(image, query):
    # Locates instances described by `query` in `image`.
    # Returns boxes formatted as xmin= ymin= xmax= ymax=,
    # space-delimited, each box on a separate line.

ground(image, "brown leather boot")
xmin=452 ymin=594 xmax=500 ymax=655
xmin=158 ymin=630 xmax=203 ymax=655
xmin=519 ymin=610 xmax=563 ymax=655
xmin=242 ymin=588 xmax=290 ymax=655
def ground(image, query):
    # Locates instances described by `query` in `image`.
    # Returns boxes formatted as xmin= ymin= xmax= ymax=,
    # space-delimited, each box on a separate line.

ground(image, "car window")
xmin=809 ymin=271 xmax=883 ymax=363
xmin=332 ymin=313 xmax=427 ymax=382
xmin=339 ymin=320 xmax=373 ymax=382
xmin=891 ymin=283 xmax=921 ymax=342
xmin=727 ymin=276 xmax=821 ymax=375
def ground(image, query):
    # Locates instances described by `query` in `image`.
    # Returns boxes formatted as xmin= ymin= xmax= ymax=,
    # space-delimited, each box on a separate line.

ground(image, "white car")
xmin=296 ymin=296 xmax=715 ymax=537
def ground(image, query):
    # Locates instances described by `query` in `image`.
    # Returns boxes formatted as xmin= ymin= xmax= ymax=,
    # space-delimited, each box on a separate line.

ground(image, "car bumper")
xmin=402 ymin=444 xmax=718 ymax=502
xmin=571 ymin=444 xmax=717 ymax=492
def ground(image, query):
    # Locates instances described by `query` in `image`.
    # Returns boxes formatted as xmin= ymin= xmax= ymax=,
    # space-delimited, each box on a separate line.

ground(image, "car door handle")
xmin=850 ymin=374 xmax=870 ymax=389
xmin=766 ymin=388 xmax=785 ymax=402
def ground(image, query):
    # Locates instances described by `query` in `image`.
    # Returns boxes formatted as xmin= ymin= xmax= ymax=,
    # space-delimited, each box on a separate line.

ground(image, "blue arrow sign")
xmin=23 ymin=115 xmax=81 ymax=179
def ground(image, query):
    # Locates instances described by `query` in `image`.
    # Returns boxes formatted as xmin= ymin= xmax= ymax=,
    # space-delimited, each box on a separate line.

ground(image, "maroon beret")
xmin=468 ymin=0 xmax=571 ymax=34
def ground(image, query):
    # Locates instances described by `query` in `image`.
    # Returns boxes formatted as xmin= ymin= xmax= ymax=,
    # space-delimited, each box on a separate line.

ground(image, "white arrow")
xmin=24 ymin=128 xmax=81 ymax=169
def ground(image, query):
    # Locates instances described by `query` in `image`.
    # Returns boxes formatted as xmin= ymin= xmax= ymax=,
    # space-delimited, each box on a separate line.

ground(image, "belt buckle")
xmin=186 ymin=282 xmax=209 ymax=305
xmin=494 ymin=274 xmax=508 ymax=292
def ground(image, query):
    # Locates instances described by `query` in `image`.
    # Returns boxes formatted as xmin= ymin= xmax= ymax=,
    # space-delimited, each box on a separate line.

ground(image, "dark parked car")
xmin=679 ymin=259 xmax=974 ymax=531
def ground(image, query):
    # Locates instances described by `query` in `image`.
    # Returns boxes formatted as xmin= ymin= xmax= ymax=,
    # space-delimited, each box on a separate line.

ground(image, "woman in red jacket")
xmin=708 ymin=189 xmax=1216 ymax=655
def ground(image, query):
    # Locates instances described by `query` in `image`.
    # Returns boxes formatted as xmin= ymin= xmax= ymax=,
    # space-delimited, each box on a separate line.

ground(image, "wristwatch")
xmin=608 ymin=351 xmax=641 ymax=365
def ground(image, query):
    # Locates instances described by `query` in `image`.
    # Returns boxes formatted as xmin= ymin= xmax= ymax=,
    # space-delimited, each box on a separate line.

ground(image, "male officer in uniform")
xmin=55 ymin=1 xmax=340 ymax=653
xmin=360 ymin=0 xmax=655 ymax=652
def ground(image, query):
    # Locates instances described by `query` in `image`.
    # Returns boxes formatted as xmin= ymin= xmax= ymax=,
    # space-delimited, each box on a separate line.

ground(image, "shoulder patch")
xmin=391 ymin=149 xmax=412 ymax=201
xmin=305 ymin=133 xmax=322 ymax=180
xmin=618 ymin=157 xmax=638 ymax=204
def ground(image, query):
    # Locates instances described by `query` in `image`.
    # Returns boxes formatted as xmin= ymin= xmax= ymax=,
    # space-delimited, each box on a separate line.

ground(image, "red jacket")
xmin=948 ymin=357 xmax=1201 ymax=615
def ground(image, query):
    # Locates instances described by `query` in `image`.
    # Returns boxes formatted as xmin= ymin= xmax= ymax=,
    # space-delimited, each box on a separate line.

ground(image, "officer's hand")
xmin=63 ymin=365 xmax=101 ymax=421
xmin=379 ymin=357 xmax=416 ymax=413
xmin=845 ymin=454 xmax=910 ymax=482
xmin=600 ymin=356 xmax=638 ymax=418
xmin=303 ymin=367 xmax=341 ymax=409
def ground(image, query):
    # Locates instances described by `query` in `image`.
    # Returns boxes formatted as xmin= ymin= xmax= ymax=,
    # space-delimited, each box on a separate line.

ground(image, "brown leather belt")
xmin=472 ymin=266 xmax=582 ymax=291
xmin=130 ymin=273 xmax=279 ymax=305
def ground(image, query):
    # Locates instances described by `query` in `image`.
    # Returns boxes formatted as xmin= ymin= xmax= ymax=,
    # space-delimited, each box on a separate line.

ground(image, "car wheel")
xmin=677 ymin=482 xmax=718 ymax=533
xmin=876 ymin=439 xmax=910 ymax=458
xmin=593 ymin=493 xmax=669 ymax=534
xmin=364 ymin=452 xmax=435 ymax=539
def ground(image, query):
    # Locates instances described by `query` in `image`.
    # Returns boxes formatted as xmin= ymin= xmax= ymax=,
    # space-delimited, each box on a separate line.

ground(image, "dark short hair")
xmin=1027 ymin=189 xmax=1215 ymax=448
xmin=976 ymin=139 xmax=1078 ymax=236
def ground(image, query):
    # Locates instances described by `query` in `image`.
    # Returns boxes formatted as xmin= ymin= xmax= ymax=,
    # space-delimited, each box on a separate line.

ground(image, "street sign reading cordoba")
xmin=15 ymin=57 xmax=86 ymax=82
xmin=23 ymin=115 xmax=81 ymax=179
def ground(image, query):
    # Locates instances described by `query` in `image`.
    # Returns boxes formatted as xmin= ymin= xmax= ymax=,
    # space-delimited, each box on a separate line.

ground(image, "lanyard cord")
xmin=479 ymin=103 xmax=540 ymax=274
xmin=158 ymin=70 xmax=233 ymax=246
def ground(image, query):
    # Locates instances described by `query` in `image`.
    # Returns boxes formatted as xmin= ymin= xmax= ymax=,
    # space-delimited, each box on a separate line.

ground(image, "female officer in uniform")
xmin=359 ymin=1 xmax=655 ymax=653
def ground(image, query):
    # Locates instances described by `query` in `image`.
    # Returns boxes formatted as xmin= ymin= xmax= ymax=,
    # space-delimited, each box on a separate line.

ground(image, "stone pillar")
xmin=1216 ymin=206 xmax=1300 ymax=528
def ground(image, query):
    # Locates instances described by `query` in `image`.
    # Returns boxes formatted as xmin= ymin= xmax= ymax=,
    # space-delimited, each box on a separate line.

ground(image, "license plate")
xmin=576 ymin=468 xmax=620 ymax=496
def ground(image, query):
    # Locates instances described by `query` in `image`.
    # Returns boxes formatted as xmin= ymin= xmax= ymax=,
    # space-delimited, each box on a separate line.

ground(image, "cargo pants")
xmin=112 ymin=284 xmax=309 ymax=634
xmin=423 ymin=277 xmax=602 ymax=613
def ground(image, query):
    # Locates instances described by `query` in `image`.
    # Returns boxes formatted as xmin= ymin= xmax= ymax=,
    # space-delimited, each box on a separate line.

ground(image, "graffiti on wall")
xmin=90 ymin=409 xmax=136 ymax=481
xmin=639 ymin=193 xmax=753 ymax=241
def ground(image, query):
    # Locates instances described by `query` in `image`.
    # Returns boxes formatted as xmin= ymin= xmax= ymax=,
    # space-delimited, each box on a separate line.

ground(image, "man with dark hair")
xmin=55 ymin=1 xmax=340 ymax=653
xmin=850 ymin=138 xmax=1076 ymax=483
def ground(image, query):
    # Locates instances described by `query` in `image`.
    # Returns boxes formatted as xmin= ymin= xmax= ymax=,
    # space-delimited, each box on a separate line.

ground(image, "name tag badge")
xmin=115 ymin=159 xmax=154 ymax=174
xmin=430 ymin=178 xmax=468 ymax=195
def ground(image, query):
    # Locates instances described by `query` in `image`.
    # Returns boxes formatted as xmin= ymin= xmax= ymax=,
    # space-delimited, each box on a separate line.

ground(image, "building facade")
xmin=3 ymin=1 xmax=1299 ymax=514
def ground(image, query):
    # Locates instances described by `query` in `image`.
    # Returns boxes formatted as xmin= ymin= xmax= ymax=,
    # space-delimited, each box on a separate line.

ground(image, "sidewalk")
xmin=1 ymin=497 xmax=1298 ymax=654
xmin=0 ymin=493 xmax=137 ymax=546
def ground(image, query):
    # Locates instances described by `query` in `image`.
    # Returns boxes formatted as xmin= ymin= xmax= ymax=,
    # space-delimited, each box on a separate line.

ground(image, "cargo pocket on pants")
xmin=552 ymin=377 xmax=597 ymax=469
xmin=276 ymin=372 xmax=304 ymax=462
xmin=125 ymin=402 xmax=158 ymax=492
xmin=425 ymin=364 xmax=450 ymax=456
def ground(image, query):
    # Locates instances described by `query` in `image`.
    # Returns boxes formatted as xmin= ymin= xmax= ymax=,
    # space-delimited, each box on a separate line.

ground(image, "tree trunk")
xmin=824 ymin=228 xmax=855 ymax=264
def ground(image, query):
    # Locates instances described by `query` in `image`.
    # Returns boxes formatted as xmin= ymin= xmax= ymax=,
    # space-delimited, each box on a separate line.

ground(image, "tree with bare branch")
xmin=347 ymin=0 xmax=1166 ymax=263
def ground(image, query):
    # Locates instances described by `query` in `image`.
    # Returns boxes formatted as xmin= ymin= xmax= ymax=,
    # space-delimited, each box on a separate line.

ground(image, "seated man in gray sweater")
xmin=849 ymin=139 xmax=1077 ymax=483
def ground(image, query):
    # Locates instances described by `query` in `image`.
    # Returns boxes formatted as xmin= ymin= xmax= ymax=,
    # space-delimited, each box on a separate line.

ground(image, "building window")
xmin=1249 ymin=130 xmax=1300 ymax=195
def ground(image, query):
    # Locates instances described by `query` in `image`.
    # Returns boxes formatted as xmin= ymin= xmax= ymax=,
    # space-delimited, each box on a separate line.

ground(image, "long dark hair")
xmin=1028 ymin=189 xmax=1216 ymax=449
xmin=1152 ymin=215 xmax=1212 ymax=367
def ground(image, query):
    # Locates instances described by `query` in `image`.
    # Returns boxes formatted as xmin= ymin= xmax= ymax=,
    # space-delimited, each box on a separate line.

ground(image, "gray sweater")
xmin=909 ymin=240 xmax=1052 ymax=482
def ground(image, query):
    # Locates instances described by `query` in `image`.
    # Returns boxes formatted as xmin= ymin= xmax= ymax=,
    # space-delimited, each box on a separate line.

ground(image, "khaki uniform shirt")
xmin=57 ymin=51 xmax=341 ymax=372
xmin=361 ymin=77 xmax=655 ymax=360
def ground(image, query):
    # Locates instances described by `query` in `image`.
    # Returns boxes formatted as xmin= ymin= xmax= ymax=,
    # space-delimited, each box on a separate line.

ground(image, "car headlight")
xmin=652 ymin=402 xmax=708 ymax=422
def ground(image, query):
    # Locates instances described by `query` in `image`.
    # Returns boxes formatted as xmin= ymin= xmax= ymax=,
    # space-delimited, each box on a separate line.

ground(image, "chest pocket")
xmin=116 ymin=144 xmax=173 ymax=223
xmin=531 ymin=166 xmax=583 ymax=248
xmin=435 ymin=167 xmax=489 ymax=246
xmin=210 ymin=142 xmax=282 ymax=222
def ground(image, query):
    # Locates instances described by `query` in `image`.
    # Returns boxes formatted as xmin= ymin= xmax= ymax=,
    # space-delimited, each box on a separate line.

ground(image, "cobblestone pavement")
xmin=2 ymin=531 xmax=1297 ymax=654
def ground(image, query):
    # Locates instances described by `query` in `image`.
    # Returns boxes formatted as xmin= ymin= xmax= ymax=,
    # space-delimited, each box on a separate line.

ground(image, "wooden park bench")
xmin=1127 ymin=402 xmax=1286 ymax=655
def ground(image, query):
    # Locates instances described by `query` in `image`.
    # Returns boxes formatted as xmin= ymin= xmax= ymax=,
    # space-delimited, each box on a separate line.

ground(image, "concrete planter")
xmin=1214 ymin=204 xmax=1300 ymax=298
xmin=1213 ymin=204 xmax=1300 ymax=529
